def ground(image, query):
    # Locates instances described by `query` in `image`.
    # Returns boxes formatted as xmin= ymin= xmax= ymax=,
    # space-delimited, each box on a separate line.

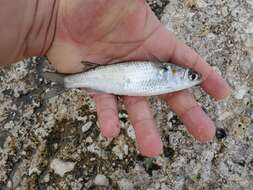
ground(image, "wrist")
xmin=0 ymin=0 xmax=59 ymax=64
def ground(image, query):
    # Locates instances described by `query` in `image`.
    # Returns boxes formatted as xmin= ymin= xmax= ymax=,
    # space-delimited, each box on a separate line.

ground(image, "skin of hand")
xmin=0 ymin=0 xmax=230 ymax=157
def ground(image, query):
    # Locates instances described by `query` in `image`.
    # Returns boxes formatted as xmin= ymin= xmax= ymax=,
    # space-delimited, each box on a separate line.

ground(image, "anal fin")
xmin=81 ymin=87 xmax=108 ymax=96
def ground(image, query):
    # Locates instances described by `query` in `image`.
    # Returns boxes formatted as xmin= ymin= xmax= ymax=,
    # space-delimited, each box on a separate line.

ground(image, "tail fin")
xmin=42 ymin=72 xmax=66 ymax=99
xmin=43 ymin=72 xmax=65 ymax=85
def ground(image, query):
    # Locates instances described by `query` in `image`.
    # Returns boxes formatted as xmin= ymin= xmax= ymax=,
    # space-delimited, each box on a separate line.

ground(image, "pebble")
xmin=50 ymin=159 xmax=75 ymax=177
xmin=44 ymin=173 xmax=50 ymax=183
xmin=216 ymin=128 xmax=227 ymax=139
xmin=94 ymin=174 xmax=109 ymax=186
xmin=81 ymin=121 xmax=92 ymax=133
xmin=7 ymin=180 xmax=12 ymax=188
xmin=12 ymin=168 xmax=22 ymax=188
xmin=218 ymin=111 xmax=232 ymax=121
xmin=0 ymin=130 xmax=9 ymax=148
xmin=123 ymin=145 xmax=129 ymax=155
xmin=85 ymin=136 xmax=93 ymax=143
xmin=87 ymin=144 xmax=102 ymax=156
xmin=117 ymin=178 xmax=134 ymax=190
xmin=112 ymin=145 xmax=124 ymax=160
xmin=234 ymin=86 xmax=248 ymax=100
xmin=127 ymin=125 xmax=136 ymax=140
xmin=28 ymin=167 xmax=41 ymax=176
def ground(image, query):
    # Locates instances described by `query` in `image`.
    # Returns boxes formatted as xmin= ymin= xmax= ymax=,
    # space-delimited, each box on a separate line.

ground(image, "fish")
xmin=44 ymin=61 xmax=202 ymax=96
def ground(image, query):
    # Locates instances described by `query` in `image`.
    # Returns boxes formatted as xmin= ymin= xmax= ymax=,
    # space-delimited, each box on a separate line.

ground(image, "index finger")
xmin=143 ymin=26 xmax=230 ymax=100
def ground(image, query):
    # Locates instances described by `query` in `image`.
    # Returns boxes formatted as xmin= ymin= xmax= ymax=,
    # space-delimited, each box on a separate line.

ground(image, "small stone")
xmin=123 ymin=145 xmax=129 ymax=155
xmin=53 ymin=143 xmax=58 ymax=150
xmin=12 ymin=168 xmax=22 ymax=188
xmin=94 ymin=174 xmax=109 ymax=187
xmin=85 ymin=137 xmax=93 ymax=143
xmin=164 ymin=147 xmax=175 ymax=158
xmin=44 ymin=173 xmax=50 ymax=183
xmin=218 ymin=111 xmax=232 ymax=121
xmin=234 ymin=85 xmax=248 ymax=100
xmin=167 ymin=111 xmax=174 ymax=121
xmin=81 ymin=121 xmax=92 ymax=133
xmin=127 ymin=125 xmax=136 ymax=140
xmin=84 ymin=180 xmax=93 ymax=188
xmin=0 ymin=130 xmax=9 ymax=148
xmin=50 ymin=159 xmax=75 ymax=177
xmin=216 ymin=128 xmax=227 ymax=139
xmin=87 ymin=144 xmax=102 ymax=156
xmin=28 ymin=167 xmax=41 ymax=176
xmin=112 ymin=145 xmax=124 ymax=160
xmin=7 ymin=180 xmax=12 ymax=188
xmin=117 ymin=178 xmax=134 ymax=190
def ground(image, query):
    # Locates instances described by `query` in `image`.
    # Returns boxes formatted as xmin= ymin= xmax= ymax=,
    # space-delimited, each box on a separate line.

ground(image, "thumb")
xmin=47 ymin=42 xmax=85 ymax=74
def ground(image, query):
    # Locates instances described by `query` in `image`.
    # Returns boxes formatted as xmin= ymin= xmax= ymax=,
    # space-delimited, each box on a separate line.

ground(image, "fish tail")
xmin=43 ymin=72 xmax=65 ymax=85
xmin=43 ymin=72 xmax=66 ymax=99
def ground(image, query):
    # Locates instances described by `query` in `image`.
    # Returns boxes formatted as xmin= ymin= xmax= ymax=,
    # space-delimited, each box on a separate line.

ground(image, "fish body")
xmin=54 ymin=61 xmax=202 ymax=96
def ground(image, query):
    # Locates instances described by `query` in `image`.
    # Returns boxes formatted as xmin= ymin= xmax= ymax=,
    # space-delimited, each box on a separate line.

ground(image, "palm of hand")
xmin=47 ymin=0 xmax=230 ymax=157
xmin=48 ymin=0 xmax=159 ymax=72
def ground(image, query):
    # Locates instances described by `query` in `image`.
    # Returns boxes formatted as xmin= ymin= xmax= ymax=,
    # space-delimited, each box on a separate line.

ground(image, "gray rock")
xmin=118 ymin=178 xmax=134 ymax=190
xmin=94 ymin=174 xmax=109 ymax=187
xmin=50 ymin=159 xmax=75 ymax=177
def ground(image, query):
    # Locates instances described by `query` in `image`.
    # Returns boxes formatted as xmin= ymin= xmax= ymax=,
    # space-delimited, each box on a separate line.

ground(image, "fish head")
xmin=164 ymin=64 xmax=202 ymax=88
xmin=183 ymin=68 xmax=202 ymax=85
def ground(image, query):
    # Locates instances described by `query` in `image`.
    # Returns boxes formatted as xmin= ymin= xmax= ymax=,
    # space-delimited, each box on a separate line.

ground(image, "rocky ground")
xmin=0 ymin=0 xmax=252 ymax=189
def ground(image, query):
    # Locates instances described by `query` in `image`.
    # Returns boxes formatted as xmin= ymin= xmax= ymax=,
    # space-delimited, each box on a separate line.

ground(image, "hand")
xmin=47 ymin=0 xmax=230 ymax=157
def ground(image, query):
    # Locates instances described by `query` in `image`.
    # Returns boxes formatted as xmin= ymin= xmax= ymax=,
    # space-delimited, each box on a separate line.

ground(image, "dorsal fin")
xmin=81 ymin=61 xmax=99 ymax=72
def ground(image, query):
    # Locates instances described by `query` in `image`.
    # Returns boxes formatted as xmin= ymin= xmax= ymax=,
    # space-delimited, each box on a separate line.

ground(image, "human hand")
xmin=46 ymin=0 xmax=230 ymax=157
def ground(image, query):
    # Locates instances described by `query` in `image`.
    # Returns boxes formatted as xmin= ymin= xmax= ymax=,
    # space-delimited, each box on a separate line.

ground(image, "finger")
xmin=93 ymin=94 xmax=120 ymax=138
xmin=162 ymin=90 xmax=216 ymax=142
xmin=123 ymin=96 xmax=162 ymax=157
xmin=142 ymin=26 xmax=230 ymax=100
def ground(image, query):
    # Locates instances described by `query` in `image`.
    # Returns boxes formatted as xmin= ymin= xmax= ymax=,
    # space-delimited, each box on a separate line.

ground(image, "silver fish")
xmin=45 ymin=61 xmax=202 ymax=96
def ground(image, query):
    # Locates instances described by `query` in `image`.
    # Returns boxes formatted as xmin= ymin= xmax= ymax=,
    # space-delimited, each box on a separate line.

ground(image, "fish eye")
xmin=188 ymin=71 xmax=199 ymax=81
xmin=160 ymin=65 xmax=169 ymax=72
xmin=163 ymin=67 xmax=169 ymax=72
